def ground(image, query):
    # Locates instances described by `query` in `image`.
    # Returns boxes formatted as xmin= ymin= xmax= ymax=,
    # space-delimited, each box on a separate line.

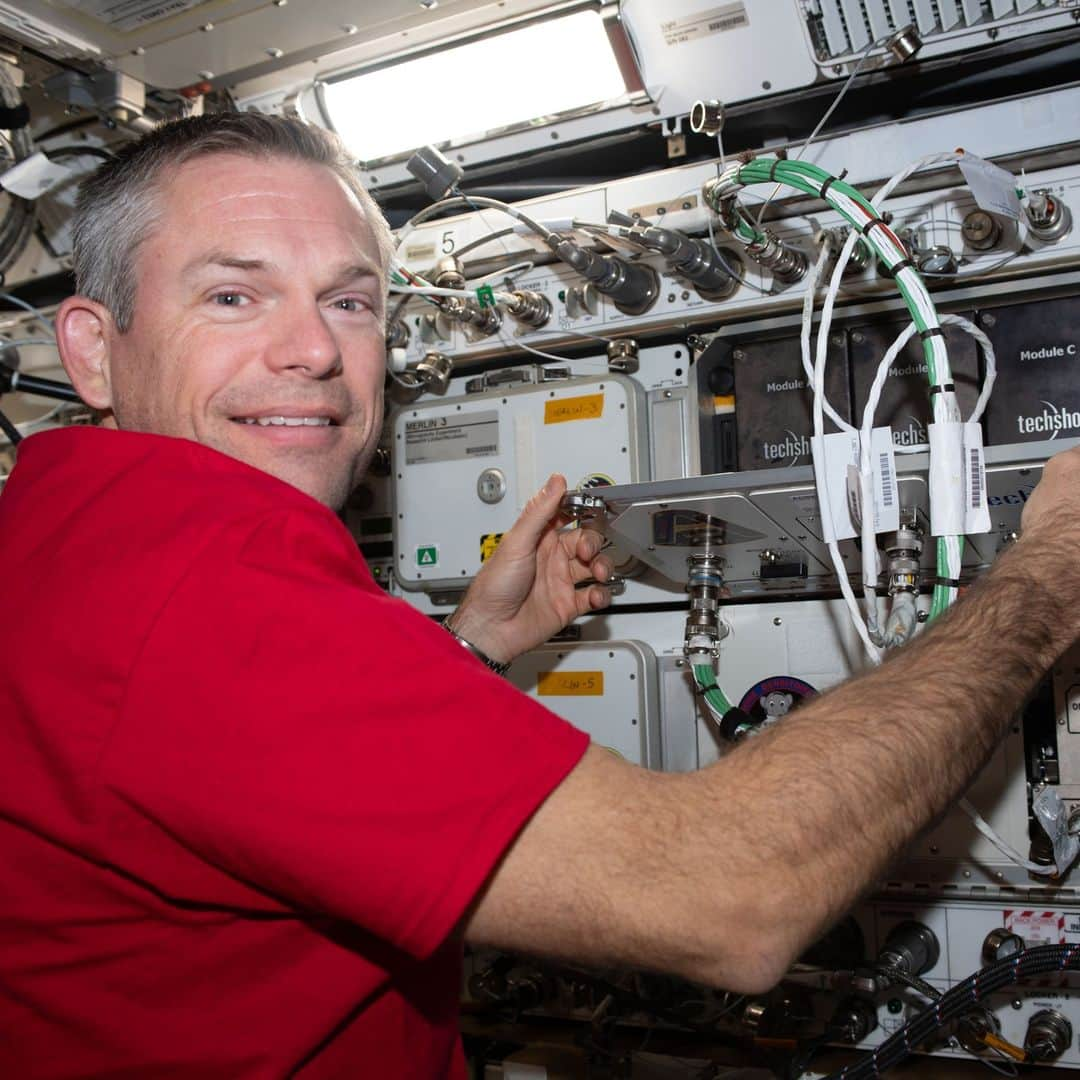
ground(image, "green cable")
xmin=692 ymin=663 xmax=733 ymax=714
xmin=731 ymin=157 xmax=967 ymax=623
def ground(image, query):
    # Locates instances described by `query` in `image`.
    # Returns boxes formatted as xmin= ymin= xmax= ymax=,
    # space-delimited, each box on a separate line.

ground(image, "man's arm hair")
xmin=463 ymin=448 xmax=1080 ymax=993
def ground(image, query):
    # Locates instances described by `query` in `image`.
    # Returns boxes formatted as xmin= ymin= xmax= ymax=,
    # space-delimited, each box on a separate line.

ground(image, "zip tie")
xmin=919 ymin=327 xmax=946 ymax=341
xmin=818 ymin=169 xmax=848 ymax=201
xmin=932 ymin=576 xmax=962 ymax=589
xmin=884 ymin=257 xmax=915 ymax=278
xmin=929 ymin=383 xmax=955 ymax=396
xmin=860 ymin=215 xmax=891 ymax=238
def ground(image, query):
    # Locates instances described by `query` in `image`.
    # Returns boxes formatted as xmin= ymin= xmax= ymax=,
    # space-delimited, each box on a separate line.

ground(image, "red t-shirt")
xmin=0 ymin=428 xmax=588 ymax=1078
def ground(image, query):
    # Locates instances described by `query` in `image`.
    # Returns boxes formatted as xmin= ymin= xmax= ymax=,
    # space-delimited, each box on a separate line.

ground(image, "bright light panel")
xmin=324 ymin=10 xmax=628 ymax=162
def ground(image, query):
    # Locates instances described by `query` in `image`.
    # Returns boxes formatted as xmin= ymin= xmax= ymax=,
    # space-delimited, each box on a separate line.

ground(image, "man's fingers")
xmin=578 ymin=584 xmax=612 ymax=614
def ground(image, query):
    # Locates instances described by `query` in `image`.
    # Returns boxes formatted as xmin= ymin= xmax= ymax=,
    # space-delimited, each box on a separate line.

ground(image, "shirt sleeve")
xmin=102 ymin=505 xmax=589 ymax=960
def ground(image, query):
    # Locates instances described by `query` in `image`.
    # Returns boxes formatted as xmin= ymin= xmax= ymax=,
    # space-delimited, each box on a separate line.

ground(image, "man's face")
xmin=102 ymin=152 xmax=387 ymax=510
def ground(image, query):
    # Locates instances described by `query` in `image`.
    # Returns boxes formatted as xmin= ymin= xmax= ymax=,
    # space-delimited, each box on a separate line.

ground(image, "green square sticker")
xmin=416 ymin=545 xmax=439 ymax=568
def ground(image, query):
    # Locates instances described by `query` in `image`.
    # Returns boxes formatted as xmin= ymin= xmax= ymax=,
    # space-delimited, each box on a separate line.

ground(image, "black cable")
xmin=825 ymin=944 xmax=1080 ymax=1079
xmin=875 ymin=965 xmax=941 ymax=1001
xmin=0 ymin=404 xmax=21 ymax=445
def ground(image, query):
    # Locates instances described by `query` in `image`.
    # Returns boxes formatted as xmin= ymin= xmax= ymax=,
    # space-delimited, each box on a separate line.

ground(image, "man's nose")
xmin=268 ymin=301 xmax=343 ymax=378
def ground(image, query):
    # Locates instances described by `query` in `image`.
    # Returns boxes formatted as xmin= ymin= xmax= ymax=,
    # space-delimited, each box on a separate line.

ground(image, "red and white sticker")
xmin=1004 ymin=909 xmax=1066 ymax=946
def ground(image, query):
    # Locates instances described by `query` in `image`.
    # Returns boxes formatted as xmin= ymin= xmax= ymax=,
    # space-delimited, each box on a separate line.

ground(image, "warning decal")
xmin=1004 ymin=910 xmax=1066 ymax=946
xmin=480 ymin=533 xmax=503 ymax=563
xmin=415 ymin=545 xmax=439 ymax=569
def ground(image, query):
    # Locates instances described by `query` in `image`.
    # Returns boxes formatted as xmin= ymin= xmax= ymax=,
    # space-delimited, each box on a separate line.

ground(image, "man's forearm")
xmin=465 ymin=460 xmax=1080 ymax=995
xmin=687 ymin=527 xmax=1080 ymax=985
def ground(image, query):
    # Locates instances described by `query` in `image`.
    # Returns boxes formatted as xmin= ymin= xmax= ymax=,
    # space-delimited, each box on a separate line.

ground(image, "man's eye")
xmin=333 ymin=297 xmax=369 ymax=312
xmin=213 ymin=292 xmax=248 ymax=307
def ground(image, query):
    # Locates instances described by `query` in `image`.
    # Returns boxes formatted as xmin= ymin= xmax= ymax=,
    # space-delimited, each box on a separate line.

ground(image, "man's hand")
xmin=1022 ymin=443 xmax=1080 ymax=539
xmin=446 ymin=474 xmax=613 ymax=664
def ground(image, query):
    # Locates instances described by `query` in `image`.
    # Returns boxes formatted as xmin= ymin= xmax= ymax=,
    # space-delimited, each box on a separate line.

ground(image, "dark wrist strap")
xmin=444 ymin=619 xmax=511 ymax=676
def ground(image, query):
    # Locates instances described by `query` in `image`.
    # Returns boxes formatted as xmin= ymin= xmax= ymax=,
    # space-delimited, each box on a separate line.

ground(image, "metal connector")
xmin=683 ymin=553 xmax=728 ymax=662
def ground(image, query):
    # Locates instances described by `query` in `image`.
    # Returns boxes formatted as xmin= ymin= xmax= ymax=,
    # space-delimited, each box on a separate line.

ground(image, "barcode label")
xmin=879 ymin=453 xmax=894 ymax=507
xmin=962 ymin=422 xmax=991 ymax=535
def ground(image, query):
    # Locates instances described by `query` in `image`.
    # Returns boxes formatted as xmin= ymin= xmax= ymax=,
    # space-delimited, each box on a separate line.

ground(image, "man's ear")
xmin=55 ymin=296 xmax=117 ymax=412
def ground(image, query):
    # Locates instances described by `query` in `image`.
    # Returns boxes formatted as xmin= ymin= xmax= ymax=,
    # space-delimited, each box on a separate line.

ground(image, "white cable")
xmin=1 ymin=337 xmax=59 ymax=349
xmin=0 ymin=293 xmax=54 ymax=334
xmin=801 ymin=235 xmax=854 ymax=433
xmin=495 ymin=331 xmax=580 ymax=365
xmin=959 ymin=798 xmax=1055 ymax=876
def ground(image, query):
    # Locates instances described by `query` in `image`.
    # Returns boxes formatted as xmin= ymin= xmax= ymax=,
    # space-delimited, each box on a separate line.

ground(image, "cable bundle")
xmin=825 ymin=943 xmax=1080 ymax=1078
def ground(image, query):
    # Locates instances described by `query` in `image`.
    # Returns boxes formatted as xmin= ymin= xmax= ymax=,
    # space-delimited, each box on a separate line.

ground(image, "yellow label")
xmin=537 ymin=671 xmax=604 ymax=696
xmin=479 ymin=533 xmax=503 ymax=563
xmin=544 ymin=393 xmax=604 ymax=425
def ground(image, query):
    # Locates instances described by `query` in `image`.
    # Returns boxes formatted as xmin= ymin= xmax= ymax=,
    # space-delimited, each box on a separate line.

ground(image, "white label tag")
xmin=963 ymin=422 xmax=991 ymax=534
xmin=928 ymin=421 xmax=965 ymax=535
xmin=813 ymin=428 xmax=898 ymax=542
xmin=0 ymin=151 xmax=72 ymax=199
xmin=958 ymin=153 xmax=1022 ymax=222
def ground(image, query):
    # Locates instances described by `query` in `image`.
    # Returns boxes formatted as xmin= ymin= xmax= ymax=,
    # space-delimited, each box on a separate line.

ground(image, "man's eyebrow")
xmin=321 ymin=259 xmax=383 ymax=291
xmin=182 ymin=252 xmax=276 ymax=278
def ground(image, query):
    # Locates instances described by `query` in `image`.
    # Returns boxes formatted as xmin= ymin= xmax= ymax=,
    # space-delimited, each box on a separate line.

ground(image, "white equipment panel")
xmin=508 ymin=641 xmax=661 ymax=768
xmin=392 ymin=374 xmax=649 ymax=593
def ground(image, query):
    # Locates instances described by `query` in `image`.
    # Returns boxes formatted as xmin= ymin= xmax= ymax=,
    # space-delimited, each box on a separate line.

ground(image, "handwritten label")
xmin=537 ymin=671 xmax=604 ymax=696
xmin=544 ymin=394 xmax=604 ymax=425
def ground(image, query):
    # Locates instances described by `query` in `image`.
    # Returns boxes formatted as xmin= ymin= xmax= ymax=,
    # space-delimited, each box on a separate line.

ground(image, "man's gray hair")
xmin=71 ymin=111 xmax=395 ymax=332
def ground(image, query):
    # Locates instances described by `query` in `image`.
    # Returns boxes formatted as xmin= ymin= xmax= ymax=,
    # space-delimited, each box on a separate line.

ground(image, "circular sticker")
xmin=738 ymin=675 xmax=817 ymax=725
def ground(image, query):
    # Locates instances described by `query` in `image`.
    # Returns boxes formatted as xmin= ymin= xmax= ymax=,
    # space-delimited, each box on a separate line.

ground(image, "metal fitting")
xmin=560 ymin=490 xmax=608 ymax=522
xmin=505 ymin=289 xmax=551 ymax=329
xmin=689 ymin=99 xmax=725 ymax=137
xmin=744 ymin=229 xmax=807 ymax=284
xmin=884 ymin=510 xmax=923 ymax=596
xmin=637 ymin=224 xmax=739 ymax=299
xmin=1025 ymin=1010 xmax=1073 ymax=1062
xmin=1026 ymin=189 xmax=1072 ymax=244
xmin=385 ymin=320 xmax=410 ymax=350
xmin=415 ymin=351 xmax=453 ymax=395
xmin=432 ymin=255 xmax=466 ymax=290
xmin=549 ymin=237 xmax=660 ymax=316
xmin=684 ymin=553 xmax=728 ymax=662
xmin=606 ymin=338 xmax=639 ymax=374
xmin=961 ymin=209 xmax=1002 ymax=252
xmin=884 ymin=24 xmax=922 ymax=63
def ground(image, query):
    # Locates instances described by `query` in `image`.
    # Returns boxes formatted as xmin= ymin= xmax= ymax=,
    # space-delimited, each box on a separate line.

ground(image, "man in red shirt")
xmin=2 ymin=111 xmax=1080 ymax=1077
